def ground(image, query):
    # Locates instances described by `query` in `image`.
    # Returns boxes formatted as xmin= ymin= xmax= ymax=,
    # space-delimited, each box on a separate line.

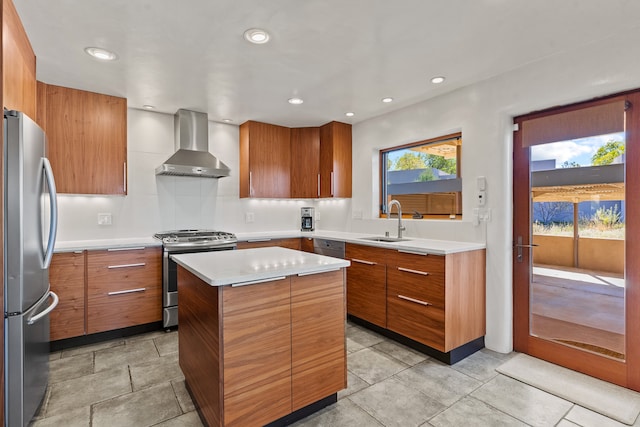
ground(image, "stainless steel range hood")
xmin=155 ymin=109 xmax=231 ymax=178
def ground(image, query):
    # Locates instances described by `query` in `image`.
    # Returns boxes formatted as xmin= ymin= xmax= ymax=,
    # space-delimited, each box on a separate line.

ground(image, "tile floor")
xmin=32 ymin=322 xmax=639 ymax=427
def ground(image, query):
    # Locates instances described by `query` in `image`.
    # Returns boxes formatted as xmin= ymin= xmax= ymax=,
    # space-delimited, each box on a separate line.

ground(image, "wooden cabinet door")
xmin=320 ymin=121 xmax=352 ymax=198
xmin=87 ymin=247 xmax=161 ymax=334
xmin=300 ymin=237 xmax=314 ymax=253
xmin=222 ymin=278 xmax=292 ymax=426
xmin=291 ymin=270 xmax=346 ymax=411
xmin=291 ymin=127 xmax=320 ymax=198
xmin=240 ymin=121 xmax=291 ymax=198
xmin=386 ymin=254 xmax=446 ymax=351
xmin=41 ymin=83 xmax=127 ymax=195
xmin=345 ymin=244 xmax=389 ymax=327
xmin=2 ymin=0 xmax=36 ymax=118
xmin=49 ymin=252 xmax=86 ymax=340
xmin=83 ymin=91 xmax=127 ymax=194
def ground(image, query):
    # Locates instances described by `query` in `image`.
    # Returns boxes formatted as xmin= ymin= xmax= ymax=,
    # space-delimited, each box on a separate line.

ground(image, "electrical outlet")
xmin=97 ymin=213 xmax=112 ymax=225
xmin=245 ymin=212 xmax=255 ymax=223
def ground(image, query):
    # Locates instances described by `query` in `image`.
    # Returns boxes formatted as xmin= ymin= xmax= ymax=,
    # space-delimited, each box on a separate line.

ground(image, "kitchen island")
xmin=172 ymin=247 xmax=350 ymax=427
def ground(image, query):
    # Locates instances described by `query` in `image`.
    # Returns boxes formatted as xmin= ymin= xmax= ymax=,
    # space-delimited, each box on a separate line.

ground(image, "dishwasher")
xmin=313 ymin=238 xmax=345 ymax=259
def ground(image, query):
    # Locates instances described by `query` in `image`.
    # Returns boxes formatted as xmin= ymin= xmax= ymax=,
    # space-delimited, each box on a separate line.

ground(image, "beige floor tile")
xmin=348 ymin=377 xmax=445 ymax=427
xmin=152 ymin=411 xmax=204 ymax=427
xmin=49 ymin=352 xmax=93 ymax=384
xmin=92 ymin=383 xmax=182 ymax=427
xmin=130 ymin=352 xmax=183 ymax=391
xmin=171 ymin=379 xmax=196 ymax=413
xmin=154 ymin=331 xmax=179 ymax=356
xmin=46 ymin=367 xmax=131 ymax=417
xmin=292 ymin=398 xmax=384 ymax=426
xmin=395 ymin=359 xmax=483 ymax=406
xmin=429 ymin=396 xmax=528 ymax=427
xmin=31 ymin=406 xmax=90 ymax=427
xmin=471 ymin=374 xmax=573 ymax=427
xmin=94 ymin=339 xmax=159 ymax=372
xmin=348 ymin=348 xmax=408 ymax=385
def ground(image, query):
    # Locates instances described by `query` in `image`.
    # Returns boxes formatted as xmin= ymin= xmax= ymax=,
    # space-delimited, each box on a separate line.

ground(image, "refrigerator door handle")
xmin=42 ymin=157 xmax=58 ymax=269
xmin=27 ymin=291 xmax=59 ymax=325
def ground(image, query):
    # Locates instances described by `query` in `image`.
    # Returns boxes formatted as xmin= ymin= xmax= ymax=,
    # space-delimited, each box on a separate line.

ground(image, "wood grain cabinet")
xmin=300 ymin=237 xmax=314 ymax=253
xmin=237 ymin=238 xmax=301 ymax=251
xmin=49 ymin=251 xmax=86 ymax=341
xmin=239 ymin=120 xmax=291 ymax=198
xmin=2 ymin=0 xmax=37 ymax=117
xmin=87 ymin=247 xmax=161 ymax=334
xmin=387 ymin=249 xmax=486 ymax=353
xmin=36 ymin=82 xmax=127 ymax=195
xmin=345 ymin=244 xmax=391 ymax=328
xmin=179 ymin=268 xmax=346 ymax=426
xmin=320 ymin=121 xmax=352 ymax=198
xmin=290 ymin=127 xmax=321 ymax=198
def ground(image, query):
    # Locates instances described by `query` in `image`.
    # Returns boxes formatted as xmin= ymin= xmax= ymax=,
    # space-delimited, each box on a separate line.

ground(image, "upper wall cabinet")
xmin=290 ymin=127 xmax=320 ymax=198
xmin=241 ymin=120 xmax=352 ymax=199
xmin=3 ymin=0 xmax=37 ymax=118
xmin=240 ymin=120 xmax=291 ymax=198
xmin=320 ymin=121 xmax=352 ymax=198
xmin=37 ymin=82 xmax=127 ymax=195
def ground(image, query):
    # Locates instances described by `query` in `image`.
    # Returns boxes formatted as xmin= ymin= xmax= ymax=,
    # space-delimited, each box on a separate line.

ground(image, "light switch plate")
xmin=97 ymin=213 xmax=112 ymax=225
xmin=245 ymin=212 xmax=255 ymax=223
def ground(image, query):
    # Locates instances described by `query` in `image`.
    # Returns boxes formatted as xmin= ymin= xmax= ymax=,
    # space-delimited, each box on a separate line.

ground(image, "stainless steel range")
xmin=153 ymin=229 xmax=237 ymax=328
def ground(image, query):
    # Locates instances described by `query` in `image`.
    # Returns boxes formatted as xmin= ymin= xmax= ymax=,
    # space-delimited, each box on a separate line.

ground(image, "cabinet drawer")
xmin=387 ymin=294 xmax=445 ymax=351
xmin=87 ymin=247 xmax=161 ymax=334
xmin=387 ymin=267 xmax=444 ymax=309
xmin=346 ymin=243 xmax=393 ymax=265
xmin=237 ymin=238 xmax=301 ymax=250
xmin=392 ymin=251 xmax=444 ymax=274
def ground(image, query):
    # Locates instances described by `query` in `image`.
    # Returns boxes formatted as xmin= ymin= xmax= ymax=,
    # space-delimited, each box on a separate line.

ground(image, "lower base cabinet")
xmin=178 ymin=267 xmax=346 ymax=427
xmin=49 ymin=252 xmax=86 ymax=341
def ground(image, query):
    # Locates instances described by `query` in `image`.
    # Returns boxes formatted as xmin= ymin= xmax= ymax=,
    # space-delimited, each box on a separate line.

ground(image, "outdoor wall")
xmin=533 ymin=235 xmax=574 ymax=268
xmin=532 ymin=235 xmax=623 ymax=275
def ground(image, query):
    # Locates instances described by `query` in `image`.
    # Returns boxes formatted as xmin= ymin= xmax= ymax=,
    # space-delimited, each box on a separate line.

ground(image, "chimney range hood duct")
xmin=155 ymin=109 xmax=231 ymax=178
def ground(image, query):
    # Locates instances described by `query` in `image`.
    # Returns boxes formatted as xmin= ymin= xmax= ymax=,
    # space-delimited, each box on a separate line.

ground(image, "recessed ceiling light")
xmin=142 ymin=104 xmax=155 ymax=110
xmin=84 ymin=47 xmax=118 ymax=61
xmin=345 ymin=112 xmax=355 ymax=117
xmin=431 ymin=76 xmax=446 ymax=84
xmin=244 ymin=28 xmax=270 ymax=44
xmin=288 ymin=98 xmax=304 ymax=105
xmin=382 ymin=97 xmax=393 ymax=103
xmin=222 ymin=119 xmax=233 ymax=123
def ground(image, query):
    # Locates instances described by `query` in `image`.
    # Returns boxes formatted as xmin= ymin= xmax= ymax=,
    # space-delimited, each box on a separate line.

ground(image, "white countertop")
xmin=54 ymin=237 xmax=161 ymax=252
xmin=172 ymin=247 xmax=350 ymax=287
xmin=238 ymin=230 xmax=485 ymax=255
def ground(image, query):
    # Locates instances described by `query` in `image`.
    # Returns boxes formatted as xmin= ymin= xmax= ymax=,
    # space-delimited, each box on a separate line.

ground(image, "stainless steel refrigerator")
xmin=3 ymin=110 xmax=58 ymax=427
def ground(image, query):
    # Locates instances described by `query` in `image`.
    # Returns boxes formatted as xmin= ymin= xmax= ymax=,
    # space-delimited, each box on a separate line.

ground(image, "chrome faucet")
xmin=387 ymin=199 xmax=406 ymax=239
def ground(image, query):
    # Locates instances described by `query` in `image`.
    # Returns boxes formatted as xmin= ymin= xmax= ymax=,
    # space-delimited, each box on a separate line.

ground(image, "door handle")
xmin=42 ymin=158 xmax=58 ymax=269
xmin=27 ymin=291 xmax=59 ymax=325
xmin=515 ymin=236 xmax=538 ymax=262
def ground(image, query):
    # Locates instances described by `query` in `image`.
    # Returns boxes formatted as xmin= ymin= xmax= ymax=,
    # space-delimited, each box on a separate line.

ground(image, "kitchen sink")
xmin=359 ymin=236 xmax=411 ymax=242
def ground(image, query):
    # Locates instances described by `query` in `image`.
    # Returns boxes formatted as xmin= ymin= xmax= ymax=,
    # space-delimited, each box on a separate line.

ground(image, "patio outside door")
xmin=513 ymin=91 xmax=640 ymax=391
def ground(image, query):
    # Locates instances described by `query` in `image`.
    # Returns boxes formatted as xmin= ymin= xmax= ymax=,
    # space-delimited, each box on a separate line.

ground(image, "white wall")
xmin=56 ymin=24 xmax=640 ymax=354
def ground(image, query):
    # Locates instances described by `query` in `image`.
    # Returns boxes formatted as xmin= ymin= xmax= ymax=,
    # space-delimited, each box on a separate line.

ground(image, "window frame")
xmin=379 ymin=132 xmax=462 ymax=219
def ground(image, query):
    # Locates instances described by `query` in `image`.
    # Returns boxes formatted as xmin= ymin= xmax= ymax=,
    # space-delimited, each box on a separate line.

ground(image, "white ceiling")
xmin=14 ymin=0 xmax=640 ymax=127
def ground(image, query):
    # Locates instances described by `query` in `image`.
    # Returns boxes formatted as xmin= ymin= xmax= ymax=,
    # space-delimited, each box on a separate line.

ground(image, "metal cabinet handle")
xmin=247 ymin=239 xmax=272 ymax=243
xmin=123 ymin=162 xmax=127 ymax=193
xmin=331 ymin=171 xmax=334 ymax=196
xmin=298 ymin=268 xmax=340 ymax=277
xmin=398 ymin=294 xmax=431 ymax=306
xmin=249 ymin=171 xmax=253 ymax=197
xmin=108 ymin=287 xmax=146 ymax=296
xmin=232 ymin=276 xmax=286 ymax=287
xmin=351 ymin=258 xmax=376 ymax=265
xmin=108 ymin=262 xmax=146 ymax=269
xmin=108 ymin=246 xmax=146 ymax=252
xmin=397 ymin=267 xmax=430 ymax=276
xmin=317 ymin=174 xmax=321 ymax=197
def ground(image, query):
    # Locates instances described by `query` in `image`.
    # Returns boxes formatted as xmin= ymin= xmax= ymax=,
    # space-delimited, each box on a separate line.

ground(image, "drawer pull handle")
xmin=398 ymin=294 xmax=431 ymax=306
xmin=351 ymin=258 xmax=376 ymax=265
xmin=247 ymin=239 xmax=272 ymax=243
xmin=232 ymin=276 xmax=286 ymax=287
xmin=108 ymin=247 xmax=146 ymax=252
xmin=108 ymin=287 xmax=146 ymax=296
xmin=397 ymin=267 xmax=429 ymax=276
xmin=398 ymin=249 xmax=428 ymax=256
xmin=108 ymin=262 xmax=146 ymax=269
xmin=297 ymin=268 xmax=341 ymax=277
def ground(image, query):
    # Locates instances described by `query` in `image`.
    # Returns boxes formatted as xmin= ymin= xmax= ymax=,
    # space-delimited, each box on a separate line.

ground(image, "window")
xmin=380 ymin=133 xmax=462 ymax=219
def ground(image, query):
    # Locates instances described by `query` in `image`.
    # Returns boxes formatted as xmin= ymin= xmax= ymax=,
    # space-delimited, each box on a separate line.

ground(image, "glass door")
xmin=513 ymin=92 xmax=640 ymax=390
